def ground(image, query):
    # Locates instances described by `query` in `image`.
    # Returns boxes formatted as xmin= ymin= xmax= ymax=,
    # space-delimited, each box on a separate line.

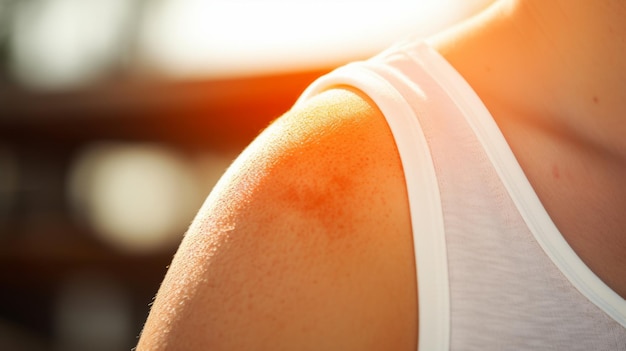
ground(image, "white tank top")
xmin=296 ymin=40 xmax=626 ymax=351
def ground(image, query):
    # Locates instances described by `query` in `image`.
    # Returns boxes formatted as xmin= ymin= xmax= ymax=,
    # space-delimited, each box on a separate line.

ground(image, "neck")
xmin=431 ymin=0 xmax=626 ymax=159
xmin=428 ymin=0 xmax=626 ymax=297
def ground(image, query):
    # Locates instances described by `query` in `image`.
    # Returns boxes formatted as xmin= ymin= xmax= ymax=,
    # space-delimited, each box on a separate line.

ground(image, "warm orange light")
xmin=139 ymin=0 xmax=494 ymax=79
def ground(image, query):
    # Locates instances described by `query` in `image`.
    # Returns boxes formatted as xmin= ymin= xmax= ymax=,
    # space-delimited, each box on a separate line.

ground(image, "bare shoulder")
xmin=137 ymin=88 xmax=417 ymax=350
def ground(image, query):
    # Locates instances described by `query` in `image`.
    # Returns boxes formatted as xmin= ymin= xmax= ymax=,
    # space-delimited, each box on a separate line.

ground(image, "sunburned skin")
xmin=138 ymin=1 xmax=626 ymax=348
xmin=243 ymin=87 xmax=399 ymax=242
xmin=137 ymin=87 xmax=418 ymax=350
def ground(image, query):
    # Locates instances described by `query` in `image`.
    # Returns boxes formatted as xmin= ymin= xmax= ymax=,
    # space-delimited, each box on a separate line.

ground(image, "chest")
xmin=495 ymin=109 xmax=626 ymax=299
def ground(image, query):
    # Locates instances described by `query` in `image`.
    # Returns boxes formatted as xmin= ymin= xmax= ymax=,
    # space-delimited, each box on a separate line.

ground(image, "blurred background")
xmin=0 ymin=0 xmax=493 ymax=350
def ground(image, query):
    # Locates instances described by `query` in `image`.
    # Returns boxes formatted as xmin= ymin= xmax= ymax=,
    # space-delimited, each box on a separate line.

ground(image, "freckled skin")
xmin=137 ymin=88 xmax=417 ymax=350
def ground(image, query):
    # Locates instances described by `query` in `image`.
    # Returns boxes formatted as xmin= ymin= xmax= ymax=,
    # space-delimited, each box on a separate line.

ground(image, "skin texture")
xmin=430 ymin=0 xmax=626 ymax=297
xmin=139 ymin=0 xmax=626 ymax=348
xmin=137 ymin=88 xmax=417 ymax=350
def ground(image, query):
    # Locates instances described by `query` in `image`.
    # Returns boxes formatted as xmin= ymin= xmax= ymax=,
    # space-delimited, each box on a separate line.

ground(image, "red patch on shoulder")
xmin=278 ymin=172 xmax=355 ymax=241
xmin=552 ymin=164 xmax=560 ymax=179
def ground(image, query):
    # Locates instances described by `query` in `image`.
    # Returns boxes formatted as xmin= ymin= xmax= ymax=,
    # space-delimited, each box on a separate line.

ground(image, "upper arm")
xmin=137 ymin=88 xmax=417 ymax=350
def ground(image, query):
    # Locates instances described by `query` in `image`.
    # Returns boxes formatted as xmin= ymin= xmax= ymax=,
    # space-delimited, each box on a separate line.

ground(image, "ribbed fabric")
xmin=297 ymin=40 xmax=626 ymax=351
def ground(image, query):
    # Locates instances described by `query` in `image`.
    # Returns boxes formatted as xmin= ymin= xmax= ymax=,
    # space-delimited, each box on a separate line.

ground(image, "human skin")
xmin=138 ymin=0 xmax=626 ymax=349
xmin=429 ymin=0 xmax=626 ymax=297
xmin=136 ymin=88 xmax=418 ymax=350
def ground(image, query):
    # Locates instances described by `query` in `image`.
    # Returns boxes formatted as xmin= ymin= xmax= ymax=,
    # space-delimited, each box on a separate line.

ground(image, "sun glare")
xmin=140 ymin=0 xmax=493 ymax=78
